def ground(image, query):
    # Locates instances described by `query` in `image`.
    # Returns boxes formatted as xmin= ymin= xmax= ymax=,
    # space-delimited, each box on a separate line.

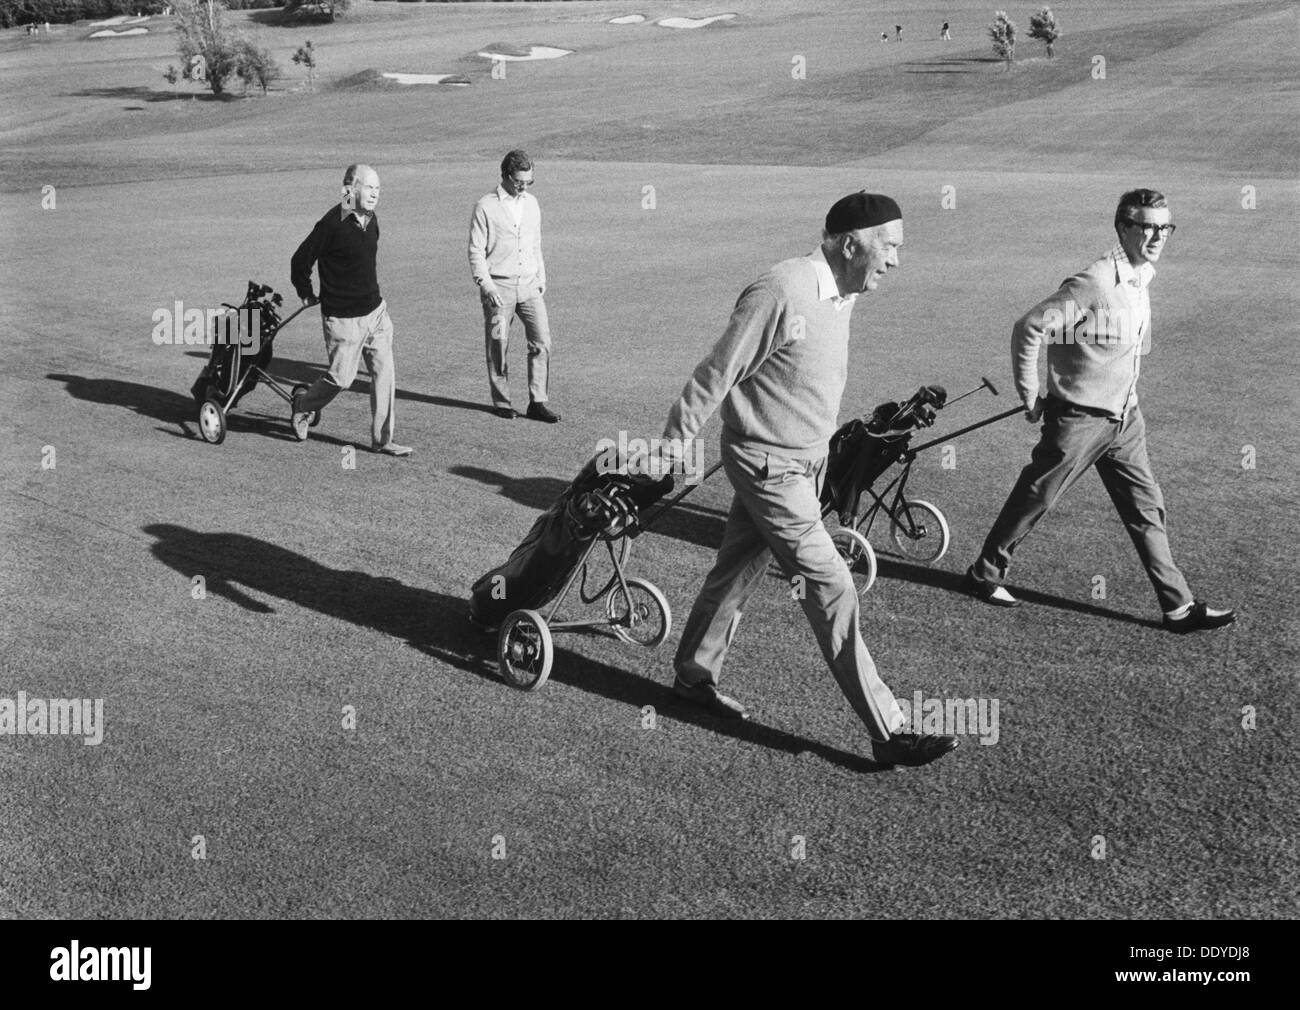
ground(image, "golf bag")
xmin=823 ymin=385 xmax=946 ymax=526
xmin=470 ymin=457 xmax=674 ymax=628
xmin=189 ymin=282 xmax=287 ymax=407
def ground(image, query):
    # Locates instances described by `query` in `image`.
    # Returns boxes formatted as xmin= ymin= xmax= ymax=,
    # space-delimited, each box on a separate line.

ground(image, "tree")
xmin=988 ymin=10 xmax=1017 ymax=69
xmin=174 ymin=0 xmax=240 ymax=95
xmin=282 ymin=0 xmax=349 ymax=22
xmin=235 ymin=39 xmax=279 ymax=95
xmin=1028 ymin=7 xmax=1060 ymax=58
xmin=292 ymin=39 xmax=317 ymax=91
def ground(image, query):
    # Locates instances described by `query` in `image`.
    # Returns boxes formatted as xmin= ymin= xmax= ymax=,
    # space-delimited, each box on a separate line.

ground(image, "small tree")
xmin=174 ymin=0 xmax=240 ymax=95
xmin=163 ymin=63 xmax=180 ymax=91
xmin=1028 ymin=7 xmax=1060 ymax=58
xmin=292 ymin=40 xmax=317 ymax=91
xmin=989 ymin=10 xmax=1017 ymax=69
xmin=235 ymin=40 xmax=279 ymax=95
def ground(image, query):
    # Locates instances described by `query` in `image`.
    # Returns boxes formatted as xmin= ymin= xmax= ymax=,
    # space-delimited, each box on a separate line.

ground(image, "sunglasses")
xmin=1123 ymin=220 xmax=1176 ymax=238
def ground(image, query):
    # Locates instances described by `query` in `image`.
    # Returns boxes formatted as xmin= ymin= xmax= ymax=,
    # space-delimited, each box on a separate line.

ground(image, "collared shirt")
xmin=809 ymin=247 xmax=858 ymax=312
xmin=496 ymin=184 xmax=526 ymax=227
xmin=340 ymin=205 xmax=372 ymax=231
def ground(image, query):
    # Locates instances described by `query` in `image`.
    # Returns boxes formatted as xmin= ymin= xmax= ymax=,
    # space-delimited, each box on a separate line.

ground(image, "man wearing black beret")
xmin=657 ymin=192 xmax=959 ymax=768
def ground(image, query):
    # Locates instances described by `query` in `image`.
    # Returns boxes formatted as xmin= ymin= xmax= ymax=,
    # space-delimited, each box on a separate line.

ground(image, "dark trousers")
xmin=969 ymin=397 xmax=1193 ymax=613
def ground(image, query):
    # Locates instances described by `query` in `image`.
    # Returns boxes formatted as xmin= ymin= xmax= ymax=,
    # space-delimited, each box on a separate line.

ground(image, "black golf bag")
xmin=189 ymin=282 xmax=288 ymax=407
xmin=823 ymin=385 xmax=946 ymax=526
xmin=470 ymin=457 xmax=673 ymax=628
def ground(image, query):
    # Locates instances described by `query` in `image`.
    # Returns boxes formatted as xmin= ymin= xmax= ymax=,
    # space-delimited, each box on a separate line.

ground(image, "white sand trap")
xmin=89 ymin=15 xmax=149 ymax=27
xmin=608 ymin=14 xmax=646 ymax=24
xmin=657 ymin=14 xmax=736 ymax=29
xmin=477 ymin=46 xmax=573 ymax=62
xmin=381 ymin=72 xmax=470 ymax=86
xmin=89 ymin=27 xmax=149 ymax=37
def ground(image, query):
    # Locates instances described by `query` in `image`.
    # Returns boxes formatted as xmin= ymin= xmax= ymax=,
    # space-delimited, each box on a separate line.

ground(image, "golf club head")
xmin=982 ymin=376 xmax=999 ymax=396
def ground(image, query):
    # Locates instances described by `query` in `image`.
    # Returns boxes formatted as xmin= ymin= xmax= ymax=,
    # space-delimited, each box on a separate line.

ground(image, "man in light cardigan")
xmin=964 ymin=189 xmax=1235 ymax=633
xmin=659 ymin=191 xmax=959 ymax=769
xmin=468 ymin=149 xmax=561 ymax=423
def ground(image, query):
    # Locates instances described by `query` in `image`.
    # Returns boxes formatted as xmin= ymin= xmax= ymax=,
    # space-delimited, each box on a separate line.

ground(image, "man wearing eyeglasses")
xmin=964 ymin=189 xmax=1235 ymax=633
xmin=468 ymin=149 xmax=561 ymax=423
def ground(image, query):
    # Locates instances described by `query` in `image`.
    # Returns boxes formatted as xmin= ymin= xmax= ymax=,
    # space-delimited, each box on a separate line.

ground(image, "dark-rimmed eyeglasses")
xmin=1123 ymin=220 xmax=1176 ymax=238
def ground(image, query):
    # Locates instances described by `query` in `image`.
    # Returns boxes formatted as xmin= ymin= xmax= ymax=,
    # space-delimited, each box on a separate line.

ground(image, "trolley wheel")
xmin=890 ymin=498 xmax=950 ymax=564
xmin=198 ymin=398 xmax=227 ymax=445
xmin=497 ymin=609 xmax=553 ymax=691
xmin=605 ymin=577 xmax=671 ymax=648
xmin=831 ymin=526 xmax=878 ymax=595
xmin=291 ymin=384 xmax=322 ymax=427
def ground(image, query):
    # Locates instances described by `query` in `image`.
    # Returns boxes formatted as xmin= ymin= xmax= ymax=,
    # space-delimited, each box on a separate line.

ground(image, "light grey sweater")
xmin=664 ymin=254 xmax=855 ymax=458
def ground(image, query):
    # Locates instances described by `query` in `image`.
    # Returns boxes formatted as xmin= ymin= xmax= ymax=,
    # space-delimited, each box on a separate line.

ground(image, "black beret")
xmin=825 ymin=191 xmax=902 ymax=234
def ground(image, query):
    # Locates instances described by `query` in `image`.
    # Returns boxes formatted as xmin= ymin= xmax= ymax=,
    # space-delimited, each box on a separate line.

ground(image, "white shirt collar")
xmin=340 ymin=206 xmax=371 ymax=229
xmin=1111 ymin=243 xmax=1155 ymax=289
xmin=809 ymin=247 xmax=856 ymax=309
xmin=496 ymin=184 xmax=525 ymax=203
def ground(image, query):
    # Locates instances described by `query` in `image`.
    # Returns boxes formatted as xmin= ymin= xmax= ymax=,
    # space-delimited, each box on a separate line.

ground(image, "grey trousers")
xmin=298 ymin=301 xmax=396 ymax=447
xmin=969 ymin=397 xmax=1193 ymax=613
xmin=673 ymin=433 xmax=904 ymax=742
xmin=482 ymin=280 xmax=551 ymax=408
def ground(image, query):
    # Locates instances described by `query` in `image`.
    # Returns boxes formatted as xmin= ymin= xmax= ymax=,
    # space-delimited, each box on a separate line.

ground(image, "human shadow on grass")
xmin=185 ymin=352 xmax=501 ymax=417
xmin=448 ymin=464 xmax=728 ymax=553
xmin=875 ymin=557 xmax=1162 ymax=628
xmin=141 ymin=524 xmax=884 ymax=773
xmin=48 ymin=371 xmax=366 ymax=449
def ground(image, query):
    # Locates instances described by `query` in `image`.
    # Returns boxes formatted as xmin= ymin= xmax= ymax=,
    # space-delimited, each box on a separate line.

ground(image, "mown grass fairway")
xmin=2 ymin=0 xmax=1296 ymax=918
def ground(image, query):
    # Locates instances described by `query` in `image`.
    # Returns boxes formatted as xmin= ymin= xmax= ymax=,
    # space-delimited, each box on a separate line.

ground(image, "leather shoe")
xmin=672 ymin=678 xmax=747 ymax=720
xmin=493 ymin=405 xmax=516 ymax=420
xmin=372 ymin=442 xmax=413 ymax=457
xmin=290 ymin=390 xmax=311 ymax=442
xmin=963 ymin=572 xmax=1021 ymax=608
xmin=872 ymin=732 xmax=959 ymax=768
xmin=526 ymin=400 xmax=562 ymax=423
xmin=1164 ymin=600 xmax=1236 ymax=634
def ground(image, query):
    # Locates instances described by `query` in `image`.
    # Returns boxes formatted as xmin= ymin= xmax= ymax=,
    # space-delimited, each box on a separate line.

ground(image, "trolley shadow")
xmin=142 ymin=524 xmax=884 ymax=772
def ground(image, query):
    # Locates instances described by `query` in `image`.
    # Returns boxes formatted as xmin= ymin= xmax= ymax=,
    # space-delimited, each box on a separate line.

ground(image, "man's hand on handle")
xmin=301 ymin=293 xmax=319 ymax=308
xmin=1025 ymin=394 xmax=1046 ymax=423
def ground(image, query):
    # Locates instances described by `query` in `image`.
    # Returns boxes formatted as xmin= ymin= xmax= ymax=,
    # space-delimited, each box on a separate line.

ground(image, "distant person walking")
xmin=468 ymin=149 xmax=561 ymax=423
xmin=895 ymin=24 xmax=903 ymax=41
xmin=289 ymin=164 xmax=412 ymax=456
xmin=963 ymin=189 xmax=1235 ymax=633
xmin=941 ymin=21 xmax=951 ymax=40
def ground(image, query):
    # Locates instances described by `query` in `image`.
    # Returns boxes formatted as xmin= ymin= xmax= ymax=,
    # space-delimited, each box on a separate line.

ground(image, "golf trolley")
xmin=189 ymin=281 xmax=314 ymax=445
xmin=824 ymin=378 xmax=1023 ymax=593
xmin=634 ymin=377 xmax=1018 ymax=596
xmin=470 ymin=461 xmax=676 ymax=692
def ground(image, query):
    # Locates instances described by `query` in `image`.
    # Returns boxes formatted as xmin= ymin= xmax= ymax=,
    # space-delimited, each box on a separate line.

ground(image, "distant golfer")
xmin=659 ymin=192 xmax=958 ymax=768
xmin=895 ymin=24 xmax=903 ymax=41
xmin=289 ymin=164 xmax=411 ymax=456
xmin=468 ymin=149 xmax=561 ymax=423
xmin=964 ymin=189 xmax=1235 ymax=633
xmin=941 ymin=21 xmax=951 ymax=40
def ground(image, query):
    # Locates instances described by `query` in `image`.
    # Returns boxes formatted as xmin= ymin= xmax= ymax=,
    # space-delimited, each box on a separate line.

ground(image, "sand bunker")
xmin=89 ymin=27 xmax=149 ymax=37
xmin=381 ymin=72 xmax=470 ymax=86
xmin=477 ymin=45 xmax=574 ymax=62
xmin=88 ymin=15 xmax=149 ymax=27
xmin=608 ymin=14 xmax=646 ymax=24
xmin=657 ymin=14 xmax=736 ymax=29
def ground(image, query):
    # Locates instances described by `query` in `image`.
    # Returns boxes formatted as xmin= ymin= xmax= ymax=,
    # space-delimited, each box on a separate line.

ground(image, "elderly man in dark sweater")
xmin=290 ymin=164 xmax=411 ymax=456
xmin=661 ymin=192 xmax=958 ymax=768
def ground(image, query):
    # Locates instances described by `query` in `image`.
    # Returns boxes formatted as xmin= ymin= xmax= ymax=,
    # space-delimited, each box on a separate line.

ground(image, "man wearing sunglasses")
xmin=964 ymin=189 xmax=1235 ymax=633
xmin=468 ymin=149 xmax=561 ymax=423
